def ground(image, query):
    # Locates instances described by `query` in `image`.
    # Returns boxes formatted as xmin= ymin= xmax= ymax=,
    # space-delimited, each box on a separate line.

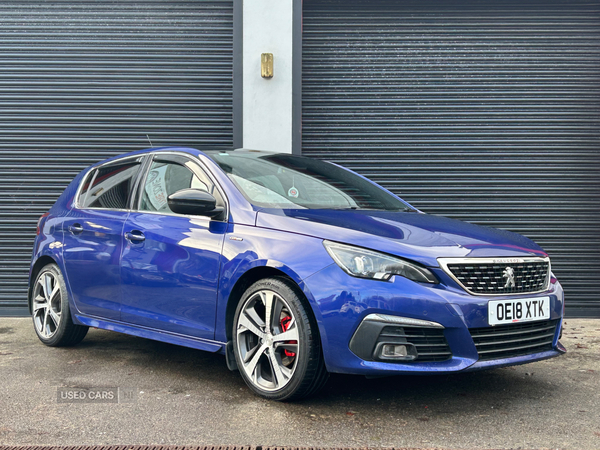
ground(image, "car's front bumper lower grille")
xmin=376 ymin=326 xmax=452 ymax=362
xmin=349 ymin=314 xmax=452 ymax=363
xmin=469 ymin=319 xmax=558 ymax=361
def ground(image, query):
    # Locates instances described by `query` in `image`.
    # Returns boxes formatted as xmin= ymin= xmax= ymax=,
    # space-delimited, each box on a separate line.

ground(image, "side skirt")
xmin=74 ymin=314 xmax=226 ymax=354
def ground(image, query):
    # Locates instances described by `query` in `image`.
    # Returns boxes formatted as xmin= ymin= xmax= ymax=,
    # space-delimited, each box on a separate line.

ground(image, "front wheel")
xmin=32 ymin=263 xmax=88 ymax=347
xmin=233 ymin=277 xmax=328 ymax=401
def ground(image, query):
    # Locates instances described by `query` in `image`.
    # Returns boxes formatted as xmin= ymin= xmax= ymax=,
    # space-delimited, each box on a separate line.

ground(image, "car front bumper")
xmin=300 ymin=263 xmax=565 ymax=376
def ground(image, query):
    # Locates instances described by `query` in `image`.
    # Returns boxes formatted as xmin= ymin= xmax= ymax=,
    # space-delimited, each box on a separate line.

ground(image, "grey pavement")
xmin=0 ymin=317 xmax=599 ymax=449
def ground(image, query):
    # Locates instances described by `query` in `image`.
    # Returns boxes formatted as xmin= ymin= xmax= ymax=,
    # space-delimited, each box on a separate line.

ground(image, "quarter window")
xmin=77 ymin=169 xmax=96 ymax=206
xmin=79 ymin=161 xmax=141 ymax=209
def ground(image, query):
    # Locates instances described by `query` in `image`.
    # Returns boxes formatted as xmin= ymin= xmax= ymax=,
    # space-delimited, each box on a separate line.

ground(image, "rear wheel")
xmin=32 ymin=263 xmax=88 ymax=347
xmin=233 ymin=277 xmax=328 ymax=401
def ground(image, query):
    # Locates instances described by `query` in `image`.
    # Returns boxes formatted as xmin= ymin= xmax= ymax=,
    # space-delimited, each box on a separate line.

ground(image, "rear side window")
xmin=79 ymin=161 xmax=141 ymax=209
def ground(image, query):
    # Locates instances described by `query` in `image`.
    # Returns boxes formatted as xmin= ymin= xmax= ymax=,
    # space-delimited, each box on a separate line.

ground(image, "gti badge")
xmin=503 ymin=266 xmax=516 ymax=289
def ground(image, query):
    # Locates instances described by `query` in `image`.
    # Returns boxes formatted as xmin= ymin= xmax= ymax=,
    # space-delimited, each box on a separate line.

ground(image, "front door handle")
xmin=125 ymin=230 xmax=145 ymax=242
xmin=69 ymin=223 xmax=83 ymax=234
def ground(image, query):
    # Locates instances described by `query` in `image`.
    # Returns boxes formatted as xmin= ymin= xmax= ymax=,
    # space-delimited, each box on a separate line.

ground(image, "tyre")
xmin=31 ymin=263 xmax=89 ymax=347
xmin=233 ymin=277 xmax=328 ymax=401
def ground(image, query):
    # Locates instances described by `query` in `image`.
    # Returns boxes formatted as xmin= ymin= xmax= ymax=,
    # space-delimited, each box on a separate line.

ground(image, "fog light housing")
xmin=375 ymin=342 xmax=417 ymax=361
xmin=384 ymin=344 xmax=407 ymax=357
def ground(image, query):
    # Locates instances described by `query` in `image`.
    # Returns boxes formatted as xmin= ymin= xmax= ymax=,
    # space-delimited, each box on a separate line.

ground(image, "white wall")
xmin=242 ymin=0 xmax=293 ymax=153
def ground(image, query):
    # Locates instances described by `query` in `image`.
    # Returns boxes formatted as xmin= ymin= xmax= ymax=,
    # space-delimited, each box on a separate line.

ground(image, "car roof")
xmin=95 ymin=147 xmax=291 ymax=168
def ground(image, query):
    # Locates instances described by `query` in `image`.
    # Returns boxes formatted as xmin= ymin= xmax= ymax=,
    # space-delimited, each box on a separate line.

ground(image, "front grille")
xmin=377 ymin=326 xmax=452 ymax=362
xmin=470 ymin=319 xmax=558 ymax=361
xmin=443 ymin=259 xmax=549 ymax=295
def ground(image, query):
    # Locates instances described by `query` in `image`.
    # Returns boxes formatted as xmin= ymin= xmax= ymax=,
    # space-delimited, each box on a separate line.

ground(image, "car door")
xmin=62 ymin=156 xmax=146 ymax=320
xmin=120 ymin=153 xmax=228 ymax=339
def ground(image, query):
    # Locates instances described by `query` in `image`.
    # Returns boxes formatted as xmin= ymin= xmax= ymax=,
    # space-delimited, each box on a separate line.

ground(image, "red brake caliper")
xmin=279 ymin=316 xmax=297 ymax=358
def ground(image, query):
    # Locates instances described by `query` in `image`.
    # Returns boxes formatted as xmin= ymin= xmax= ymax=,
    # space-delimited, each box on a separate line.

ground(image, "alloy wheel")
xmin=33 ymin=270 xmax=62 ymax=339
xmin=236 ymin=289 xmax=300 ymax=392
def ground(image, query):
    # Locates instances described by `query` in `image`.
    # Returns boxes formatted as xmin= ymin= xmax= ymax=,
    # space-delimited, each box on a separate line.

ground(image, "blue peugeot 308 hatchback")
xmin=30 ymin=147 xmax=565 ymax=400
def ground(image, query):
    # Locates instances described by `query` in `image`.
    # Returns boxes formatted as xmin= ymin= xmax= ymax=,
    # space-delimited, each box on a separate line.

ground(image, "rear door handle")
xmin=125 ymin=230 xmax=145 ymax=242
xmin=69 ymin=223 xmax=83 ymax=234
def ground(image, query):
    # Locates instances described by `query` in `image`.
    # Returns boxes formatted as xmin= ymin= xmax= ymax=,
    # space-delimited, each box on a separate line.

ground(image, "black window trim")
xmin=127 ymin=154 xmax=153 ymax=210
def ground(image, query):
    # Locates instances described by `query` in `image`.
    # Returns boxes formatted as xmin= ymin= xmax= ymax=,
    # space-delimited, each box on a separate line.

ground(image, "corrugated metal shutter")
xmin=0 ymin=1 xmax=233 ymax=312
xmin=303 ymin=0 xmax=600 ymax=317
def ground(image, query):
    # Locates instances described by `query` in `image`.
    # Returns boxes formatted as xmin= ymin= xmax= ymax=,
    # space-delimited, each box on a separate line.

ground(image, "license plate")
xmin=488 ymin=296 xmax=550 ymax=326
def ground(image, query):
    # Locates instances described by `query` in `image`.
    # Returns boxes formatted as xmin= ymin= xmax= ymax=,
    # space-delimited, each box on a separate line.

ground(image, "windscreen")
xmin=208 ymin=152 xmax=412 ymax=211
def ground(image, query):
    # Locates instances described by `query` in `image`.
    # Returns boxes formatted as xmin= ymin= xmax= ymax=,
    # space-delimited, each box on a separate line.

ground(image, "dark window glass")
xmin=81 ymin=162 xmax=140 ymax=209
xmin=140 ymin=160 xmax=224 ymax=214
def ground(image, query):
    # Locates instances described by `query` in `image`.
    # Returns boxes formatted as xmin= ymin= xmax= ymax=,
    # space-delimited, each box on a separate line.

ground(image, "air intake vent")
xmin=470 ymin=320 xmax=558 ymax=361
xmin=377 ymin=326 xmax=452 ymax=362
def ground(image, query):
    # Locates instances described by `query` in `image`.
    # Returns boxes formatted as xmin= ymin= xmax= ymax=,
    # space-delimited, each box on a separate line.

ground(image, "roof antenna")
xmin=146 ymin=134 xmax=153 ymax=148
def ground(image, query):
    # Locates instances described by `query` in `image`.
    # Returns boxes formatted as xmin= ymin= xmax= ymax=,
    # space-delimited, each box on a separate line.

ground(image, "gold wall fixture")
xmin=261 ymin=53 xmax=273 ymax=79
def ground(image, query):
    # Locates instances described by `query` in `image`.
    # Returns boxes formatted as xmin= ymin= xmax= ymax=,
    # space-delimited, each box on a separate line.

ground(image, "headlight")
xmin=323 ymin=240 xmax=438 ymax=284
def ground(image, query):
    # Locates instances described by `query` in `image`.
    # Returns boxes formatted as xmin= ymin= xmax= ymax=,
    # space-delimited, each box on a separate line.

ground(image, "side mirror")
xmin=167 ymin=188 xmax=224 ymax=219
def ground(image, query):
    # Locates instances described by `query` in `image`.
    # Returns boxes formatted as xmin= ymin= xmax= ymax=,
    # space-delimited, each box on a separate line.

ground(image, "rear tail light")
xmin=36 ymin=212 xmax=50 ymax=235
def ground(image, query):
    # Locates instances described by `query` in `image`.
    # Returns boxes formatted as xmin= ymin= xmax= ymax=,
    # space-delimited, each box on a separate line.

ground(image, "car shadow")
xmin=68 ymin=327 xmax=559 ymax=413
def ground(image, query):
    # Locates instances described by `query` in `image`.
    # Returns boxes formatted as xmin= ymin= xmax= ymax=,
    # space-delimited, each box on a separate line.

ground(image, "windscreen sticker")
xmin=145 ymin=165 xmax=168 ymax=210
xmin=288 ymin=186 xmax=299 ymax=198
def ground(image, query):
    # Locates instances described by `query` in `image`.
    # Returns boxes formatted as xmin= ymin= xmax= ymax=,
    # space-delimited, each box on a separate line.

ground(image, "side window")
xmin=140 ymin=160 xmax=224 ymax=214
xmin=79 ymin=161 xmax=141 ymax=209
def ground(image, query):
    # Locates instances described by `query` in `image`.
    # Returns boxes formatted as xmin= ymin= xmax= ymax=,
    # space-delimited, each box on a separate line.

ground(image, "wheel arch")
xmin=223 ymin=265 xmax=324 ymax=347
xmin=225 ymin=266 xmax=295 ymax=342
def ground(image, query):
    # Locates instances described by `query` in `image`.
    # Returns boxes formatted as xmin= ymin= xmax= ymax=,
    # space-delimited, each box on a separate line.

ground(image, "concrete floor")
xmin=0 ymin=317 xmax=599 ymax=449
